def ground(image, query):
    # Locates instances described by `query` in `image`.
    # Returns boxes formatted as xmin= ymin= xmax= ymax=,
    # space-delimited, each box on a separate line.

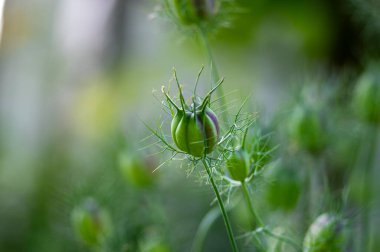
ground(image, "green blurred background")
xmin=0 ymin=0 xmax=379 ymax=251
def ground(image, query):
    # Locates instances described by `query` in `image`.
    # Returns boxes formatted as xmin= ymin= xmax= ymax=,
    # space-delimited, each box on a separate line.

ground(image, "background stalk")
xmin=201 ymin=158 xmax=239 ymax=252
xmin=197 ymin=26 xmax=230 ymax=125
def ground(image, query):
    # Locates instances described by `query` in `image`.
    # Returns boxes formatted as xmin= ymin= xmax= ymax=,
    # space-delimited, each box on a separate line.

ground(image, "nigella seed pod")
xmin=171 ymin=105 xmax=219 ymax=157
xmin=71 ymin=198 xmax=112 ymax=246
xmin=163 ymin=70 xmax=221 ymax=157
xmin=303 ymin=213 xmax=345 ymax=252
xmin=226 ymin=148 xmax=250 ymax=182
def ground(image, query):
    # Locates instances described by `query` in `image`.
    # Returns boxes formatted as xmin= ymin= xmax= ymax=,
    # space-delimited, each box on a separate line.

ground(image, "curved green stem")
xmin=262 ymin=228 xmax=301 ymax=252
xmin=241 ymin=182 xmax=302 ymax=251
xmin=241 ymin=181 xmax=263 ymax=227
xmin=201 ymin=158 xmax=239 ymax=252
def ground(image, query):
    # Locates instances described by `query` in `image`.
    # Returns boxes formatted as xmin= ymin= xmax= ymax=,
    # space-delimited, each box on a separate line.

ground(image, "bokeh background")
xmin=0 ymin=0 xmax=379 ymax=251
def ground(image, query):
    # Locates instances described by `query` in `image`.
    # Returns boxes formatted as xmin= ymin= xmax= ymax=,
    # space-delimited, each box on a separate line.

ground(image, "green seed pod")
xmin=264 ymin=161 xmax=301 ymax=211
xmin=162 ymin=70 xmax=221 ymax=157
xmin=71 ymin=198 xmax=112 ymax=246
xmin=353 ymin=73 xmax=380 ymax=124
xmin=171 ymin=0 xmax=217 ymax=26
xmin=226 ymin=148 xmax=250 ymax=182
xmin=171 ymin=105 xmax=219 ymax=157
xmin=118 ymin=152 xmax=155 ymax=188
xmin=288 ymin=105 xmax=324 ymax=153
xmin=303 ymin=213 xmax=344 ymax=252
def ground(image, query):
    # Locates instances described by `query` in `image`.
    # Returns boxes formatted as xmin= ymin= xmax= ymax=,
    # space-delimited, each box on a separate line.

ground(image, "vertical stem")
xmin=197 ymin=27 xmax=230 ymax=125
xmin=201 ymin=158 xmax=239 ymax=252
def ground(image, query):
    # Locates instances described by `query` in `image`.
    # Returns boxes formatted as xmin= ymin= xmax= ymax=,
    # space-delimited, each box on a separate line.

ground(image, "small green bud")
xmin=118 ymin=152 xmax=155 ymax=188
xmin=353 ymin=73 xmax=380 ymax=124
xmin=303 ymin=213 xmax=344 ymax=252
xmin=71 ymin=198 xmax=112 ymax=246
xmin=288 ymin=105 xmax=324 ymax=153
xmin=226 ymin=148 xmax=250 ymax=182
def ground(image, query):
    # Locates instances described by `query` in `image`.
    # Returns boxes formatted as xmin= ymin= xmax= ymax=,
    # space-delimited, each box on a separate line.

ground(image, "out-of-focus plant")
xmin=158 ymin=0 xmax=234 ymax=34
xmin=287 ymin=104 xmax=325 ymax=154
xmin=71 ymin=197 xmax=113 ymax=248
xmin=118 ymin=150 xmax=157 ymax=188
xmin=303 ymin=213 xmax=345 ymax=252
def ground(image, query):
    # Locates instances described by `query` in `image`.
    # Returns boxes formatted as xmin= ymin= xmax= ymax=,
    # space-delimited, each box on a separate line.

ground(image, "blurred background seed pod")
xmin=303 ymin=213 xmax=345 ymax=252
xmin=287 ymin=105 xmax=325 ymax=154
xmin=171 ymin=0 xmax=217 ymax=25
xmin=118 ymin=151 xmax=156 ymax=188
xmin=71 ymin=197 xmax=113 ymax=247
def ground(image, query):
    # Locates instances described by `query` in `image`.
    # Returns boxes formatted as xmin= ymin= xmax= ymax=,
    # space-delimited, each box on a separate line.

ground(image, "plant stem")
xmin=241 ymin=182 xmax=302 ymax=251
xmin=197 ymin=26 xmax=230 ymax=125
xmin=201 ymin=158 xmax=239 ymax=252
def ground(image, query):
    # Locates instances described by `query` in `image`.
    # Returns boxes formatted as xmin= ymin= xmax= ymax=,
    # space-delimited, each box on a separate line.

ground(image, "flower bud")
xmin=303 ymin=213 xmax=345 ymax=252
xmin=226 ymin=148 xmax=250 ymax=182
xmin=71 ymin=198 xmax=112 ymax=246
xmin=353 ymin=73 xmax=380 ymax=124
xmin=118 ymin=152 xmax=155 ymax=188
xmin=171 ymin=105 xmax=219 ymax=157
xmin=163 ymin=70 xmax=221 ymax=157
